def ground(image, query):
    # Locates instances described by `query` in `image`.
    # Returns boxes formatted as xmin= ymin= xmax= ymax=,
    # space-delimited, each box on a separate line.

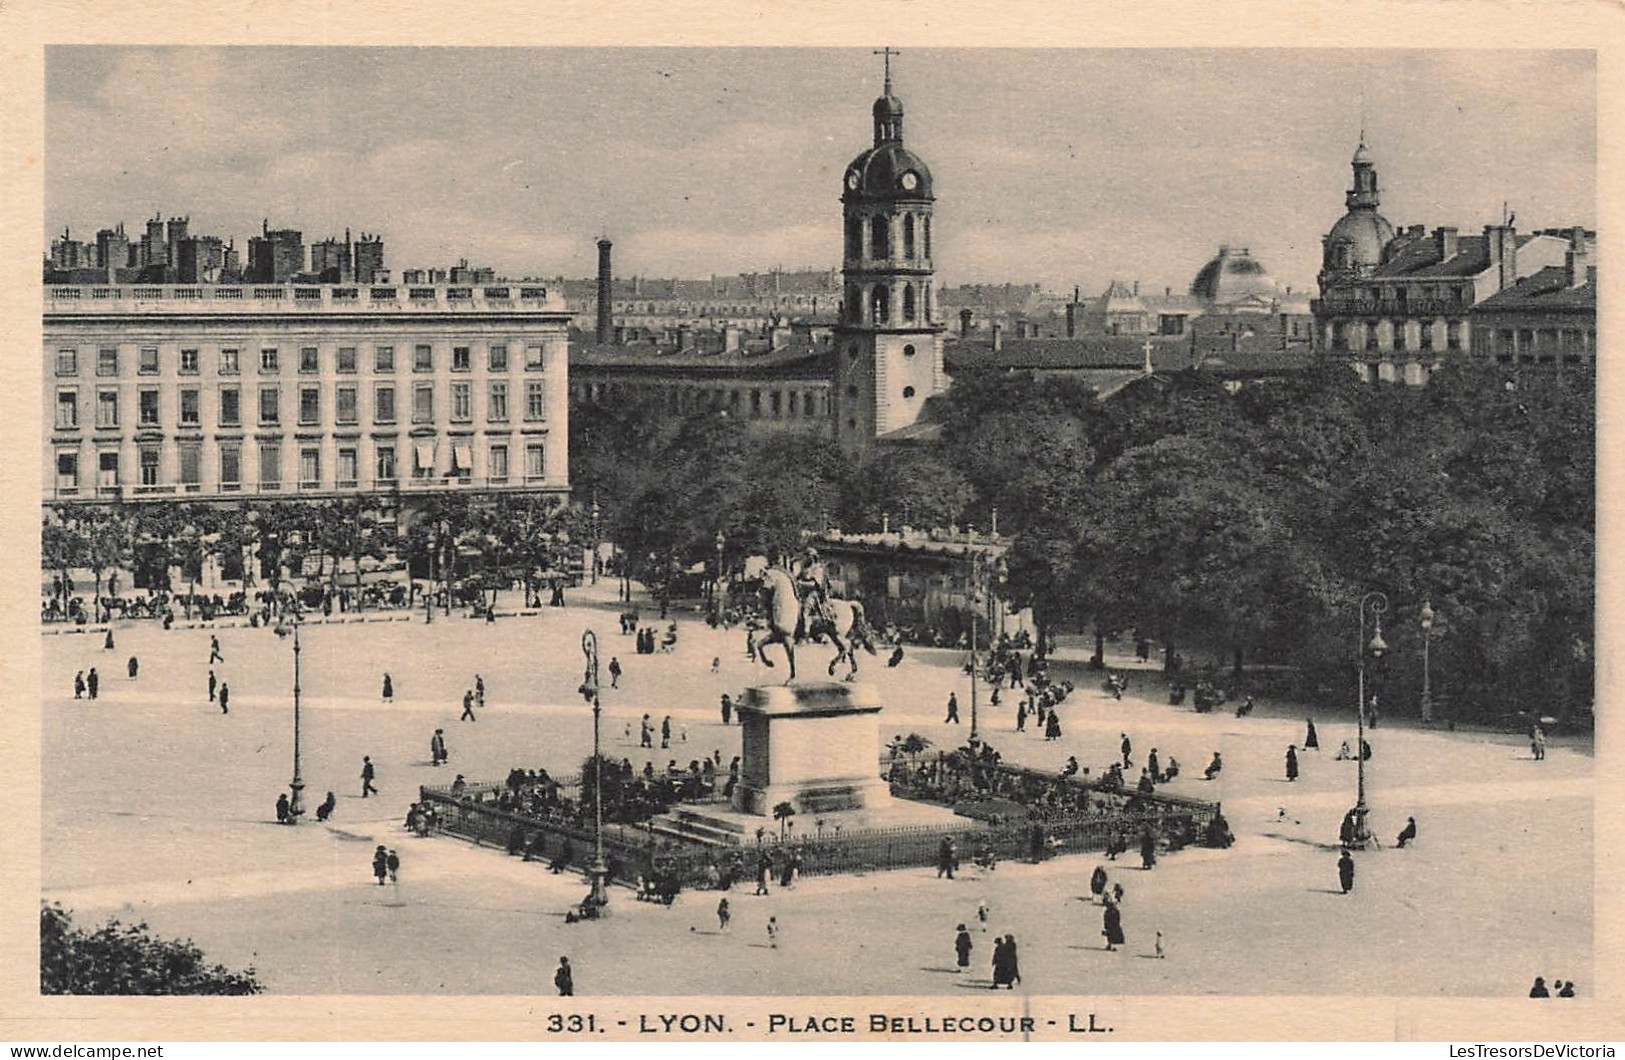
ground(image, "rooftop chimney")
xmin=676 ymin=324 xmax=694 ymax=352
xmin=1434 ymin=226 xmax=1459 ymax=261
xmin=596 ymin=239 xmax=613 ymax=344
xmin=991 ymin=321 xmax=1003 ymax=352
xmin=1065 ymin=303 xmax=1079 ymax=338
xmin=1133 ymin=280 xmax=1140 ymax=297
xmin=1484 ymin=223 xmax=1519 ymax=293
xmin=960 ymin=307 xmax=973 ymax=338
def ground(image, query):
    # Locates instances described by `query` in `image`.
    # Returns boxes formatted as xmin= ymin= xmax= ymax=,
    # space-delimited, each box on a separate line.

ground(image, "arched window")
xmin=845 ymin=283 xmax=862 ymax=323
xmin=870 ymin=285 xmax=889 ymax=324
xmin=902 ymin=284 xmax=917 ymax=322
xmin=923 ymin=285 xmax=932 ymax=322
xmin=923 ymin=217 xmax=931 ymax=259
xmin=870 ymin=215 xmax=889 ymax=259
xmin=903 ymin=214 xmax=915 ymax=259
xmin=845 ymin=216 xmax=862 ymax=261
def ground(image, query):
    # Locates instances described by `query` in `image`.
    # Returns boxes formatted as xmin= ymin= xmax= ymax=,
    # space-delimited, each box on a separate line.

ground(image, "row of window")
xmin=843 ymin=282 xmax=932 ymax=325
xmin=55 ymin=441 xmax=547 ymax=493
xmin=576 ymin=382 xmax=830 ymax=420
xmin=53 ymin=342 xmax=550 ymax=378
xmin=54 ymin=381 xmax=551 ymax=431
xmin=1329 ymin=319 xmax=1465 ymax=352
xmin=844 ymin=212 xmax=932 ymax=262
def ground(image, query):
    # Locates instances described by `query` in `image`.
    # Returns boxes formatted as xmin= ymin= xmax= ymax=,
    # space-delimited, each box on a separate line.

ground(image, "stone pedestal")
xmin=733 ymin=681 xmax=888 ymax=816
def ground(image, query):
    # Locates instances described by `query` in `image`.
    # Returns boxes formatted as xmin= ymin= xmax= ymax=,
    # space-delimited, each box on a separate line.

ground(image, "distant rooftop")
xmin=44 ymin=282 xmax=568 ymax=314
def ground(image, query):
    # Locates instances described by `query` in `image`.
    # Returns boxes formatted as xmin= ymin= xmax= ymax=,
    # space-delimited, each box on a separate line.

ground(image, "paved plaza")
xmin=41 ymin=584 xmax=1592 ymax=996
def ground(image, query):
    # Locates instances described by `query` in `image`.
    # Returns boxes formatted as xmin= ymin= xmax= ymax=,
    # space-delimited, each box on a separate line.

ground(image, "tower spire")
xmin=873 ymin=46 xmax=898 ymax=94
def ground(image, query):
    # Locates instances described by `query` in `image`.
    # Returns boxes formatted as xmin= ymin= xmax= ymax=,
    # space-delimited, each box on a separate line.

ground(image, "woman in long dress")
xmin=1044 ymin=709 xmax=1062 ymax=741
xmin=1103 ymin=904 xmax=1125 ymax=951
xmin=1090 ymin=865 xmax=1108 ymax=902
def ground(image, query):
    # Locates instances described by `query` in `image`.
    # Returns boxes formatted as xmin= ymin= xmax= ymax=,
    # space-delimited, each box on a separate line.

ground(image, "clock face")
xmin=847 ymin=170 xmax=861 ymax=191
xmin=900 ymin=171 xmax=919 ymax=191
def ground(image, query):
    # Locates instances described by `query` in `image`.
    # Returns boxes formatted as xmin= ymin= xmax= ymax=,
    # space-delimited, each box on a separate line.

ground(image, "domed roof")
xmin=1324 ymin=210 xmax=1395 ymax=270
xmin=873 ymin=92 xmax=905 ymax=120
xmin=844 ymin=143 xmax=934 ymax=201
xmin=1190 ymin=246 xmax=1282 ymax=306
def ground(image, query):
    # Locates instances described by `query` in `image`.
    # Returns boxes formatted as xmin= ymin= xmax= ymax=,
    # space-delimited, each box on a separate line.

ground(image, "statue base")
xmin=732 ymin=681 xmax=889 ymax=816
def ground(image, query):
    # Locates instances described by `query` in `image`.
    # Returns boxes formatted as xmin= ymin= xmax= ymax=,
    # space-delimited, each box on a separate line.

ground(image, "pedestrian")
xmin=208 ymin=668 xmax=217 ymax=703
xmin=1305 ymin=717 xmax=1319 ymax=750
xmin=1111 ymin=882 xmax=1124 ymax=905
xmin=1285 ymin=745 xmax=1299 ymax=782
xmin=1366 ymin=694 xmax=1380 ymax=730
xmin=127 ymin=656 xmax=139 ymax=680
xmin=976 ymin=898 xmax=990 ymax=933
xmin=372 ymin=845 xmax=388 ymax=886
xmin=361 ymin=755 xmax=378 ymax=797
xmin=766 ymin=916 xmax=779 ymax=949
xmin=711 ymin=656 xmax=720 ymax=674
xmin=316 ymin=791 xmax=336 ymax=822
xmin=937 ymin=836 xmax=957 ymax=879
xmin=755 ymin=853 xmax=771 ymax=896
xmin=386 ymin=849 xmax=400 ymax=883
xmin=1090 ymin=865 xmax=1108 ymax=903
xmin=609 ymin=657 xmax=622 ymax=689
xmin=1003 ymin=935 xmax=1021 ymax=985
xmin=210 ymin=635 xmax=223 ymax=664
xmin=1155 ymin=930 xmax=1165 ymax=959
xmin=1396 ymin=816 xmax=1417 ymax=849
xmin=716 ymin=897 xmax=731 ymax=932
xmin=661 ymin=715 xmax=671 ymax=749
xmin=1337 ymin=849 xmax=1355 ymax=893
xmin=276 ymin=793 xmax=291 ymax=824
xmin=555 ymin=957 xmax=574 ymax=996
xmin=86 ymin=667 xmax=99 ymax=700
xmin=1203 ymin=751 xmax=1222 ymax=780
xmin=461 ymin=689 xmax=476 ymax=721
xmin=431 ymin=728 xmax=447 ymax=766
xmin=954 ymin=924 xmax=973 ymax=972
xmin=74 ymin=671 xmax=85 ymax=699
xmin=474 ymin=674 xmax=485 ymax=710
xmin=104 ymin=629 xmax=115 ymax=651
xmin=990 ymin=936 xmax=1011 ymax=989
xmin=1140 ymin=830 xmax=1157 ymax=870
xmin=1015 ymin=699 xmax=1027 ymax=732
xmin=680 ymin=723 xmax=688 ymax=744
xmin=1103 ymin=903 xmax=1125 ymax=951
xmin=1558 ymin=980 xmax=1576 ymax=998
xmin=1532 ymin=725 xmax=1547 ymax=761
xmin=1121 ymin=733 xmax=1133 ymax=769
xmin=217 ymin=680 xmax=228 ymax=713
xmin=720 ymin=694 xmax=733 ymax=725
xmin=944 ymin=692 xmax=960 ymax=724
xmin=640 ymin=714 xmax=653 ymax=749
xmin=1147 ymin=748 xmax=1160 ymax=782
xmin=380 ymin=672 xmax=393 ymax=701
xmin=746 ymin=629 xmax=757 ymax=662
xmin=1044 ymin=708 xmax=1062 ymax=740
xmin=1528 ymin=976 xmax=1549 ymax=998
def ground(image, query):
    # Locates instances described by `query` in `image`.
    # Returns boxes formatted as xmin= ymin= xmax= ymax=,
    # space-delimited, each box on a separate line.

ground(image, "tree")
xmin=772 ymin=801 xmax=796 ymax=841
xmin=40 ymin=902 xmax=261 ymax=995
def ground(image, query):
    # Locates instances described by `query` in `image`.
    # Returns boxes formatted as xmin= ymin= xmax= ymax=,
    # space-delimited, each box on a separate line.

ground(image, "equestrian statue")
xmin=756 ymin=547 xmax=877 ymax=683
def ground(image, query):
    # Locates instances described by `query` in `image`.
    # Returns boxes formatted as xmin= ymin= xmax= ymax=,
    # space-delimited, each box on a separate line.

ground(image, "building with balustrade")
xmin=43 ymin=281 xmax=572 ymax=509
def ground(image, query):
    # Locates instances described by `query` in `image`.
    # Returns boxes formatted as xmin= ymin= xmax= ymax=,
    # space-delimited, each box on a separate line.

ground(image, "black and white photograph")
xmin=3 ymin=2 xmax=1621 ymax=1048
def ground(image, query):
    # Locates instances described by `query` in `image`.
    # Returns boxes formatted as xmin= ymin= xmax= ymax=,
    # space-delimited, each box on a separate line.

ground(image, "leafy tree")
xmin=772 ymin=800 xmax=796 ymax=841
xmin=40 ymin=902 xmax=261 ymax=995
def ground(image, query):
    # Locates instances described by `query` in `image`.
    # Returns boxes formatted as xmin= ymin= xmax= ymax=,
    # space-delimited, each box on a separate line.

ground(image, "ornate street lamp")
xmin=274 ymin=600 xmax=305 ymax=824
xmin=714 ymin=530 xmax=726 ymax=611
xmin=590 ymin=496 xmax=601 ymax=586
xmin=1419 ymin=598 xmax=1436 ymax=724
xmin=578 ymin=629 xmax=610 ymax=911
xmin=1352 ymin=591 xmax=1388 ymax=848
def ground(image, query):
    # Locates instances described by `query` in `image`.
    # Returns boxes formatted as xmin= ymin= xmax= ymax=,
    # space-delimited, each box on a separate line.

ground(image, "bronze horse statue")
xmin=755 ymin=566 xmax=876 ymax=683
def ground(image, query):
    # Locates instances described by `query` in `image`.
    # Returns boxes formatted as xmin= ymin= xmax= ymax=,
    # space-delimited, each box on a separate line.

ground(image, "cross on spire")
xmin=874 ymin=47 xmax=899 ymax=93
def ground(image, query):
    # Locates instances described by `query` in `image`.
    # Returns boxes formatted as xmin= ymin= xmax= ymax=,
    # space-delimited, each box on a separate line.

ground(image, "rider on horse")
xmin=791 ymin=547 xmax=834 ymax=643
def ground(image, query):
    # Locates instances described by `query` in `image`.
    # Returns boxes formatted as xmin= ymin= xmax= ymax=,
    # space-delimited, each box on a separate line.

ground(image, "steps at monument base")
xmin=649 ymin=807 xmax=750 ymax=847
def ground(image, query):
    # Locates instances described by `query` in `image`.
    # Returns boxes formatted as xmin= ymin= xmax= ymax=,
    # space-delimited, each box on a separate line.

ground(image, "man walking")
xmin=1121 ymin=734 xmax=1133 ymax=769
xmin=431 ymin=728 xmax=448 ymax=766
xmin=86 ymin=667 xmax=99 ymax=700
xmin=640 ymin=714 xmax=653 ymax=749
xmin=386 ymin=848 xmax=400 ymax=884
xmin=209 ymin=635 xmax=224 ymax=664
xmin=208 ymin=668 xmax=217 ymax=704
xmin=218 ymin=680 xmax=229 ymax=714
xmin=608 ymin=657 xmax=622 ymax=689
xmin=661 ymin=715 xmax=672 ymax=749
xmin=954 ymin=924 xmax=973 ymax=973
xmin=1338 ymin=848 xmax=1356 ymax=893
xmin=461 ymin=689 xmax=476 ymax=722
xmin=361 ymin=755 xmax=378 ymax=797
xmin=474 ymin=674 xmax=485 ymax=711
xmin=372 ymin=846 xmax=388 ymax=886
xmin=74 ymin=671 xmax=85 ymax=699
xmin=944 ymin=693 xmax=960 ymax=725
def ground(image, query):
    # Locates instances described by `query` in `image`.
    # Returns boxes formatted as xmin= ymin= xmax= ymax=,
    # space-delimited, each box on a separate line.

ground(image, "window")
xmin=337 ymin=447 xmax=358 ymax=486
xmin=179 ymin=445 xmax=201 ymax=486
xmin=903 ymin=214 xmax=915 ymax=259
xmin=903 ymin=285 xmax=917 ymax=322
xmin=219 ymin=348 xmax=240 ymax=375
xmin=451 ymin=381 xmax=472 ymax=422
xmin=525 ymin=381 xmax=547 ymax=421
xmin=488 ymin=382 xmax=509 ymax=422
xmin=870 ymin=214 xmax=889 ymax=258
xmin=871 ymin=285 xmax=889 ymax=324
xmin=414 ymin=344 xmax=433 ymax=371
xmin=179 ymin=388 xmax=200 ymax=426
xmin=752 ymin=390 xmax=763 ymax=417
xmin=413 ymin=383 xmax=434 ymax=423
xmin=923 ymin=216 xmax=931 ymax=258
xmin=139 ymin=389 xmax=160 ymax=427
xmin=96 ymin=389 xmax=119 ymax=428
xmin=299 ymin=387 xmax=320 ymax=425
xmin=375 ymin=346 xmax=395 ymax=372
xmin=55 ymin=390 xmax=78 ymax=429
xmin=220 ymin=446 xmax=241 ymax=488
xmin=452 ymin=346 xmax=471 ymax=371
xmin=1419 ymin=324 xmax=1434 ymax=350
xmin=139 ymin=347 xmax=159 ymax=374
xmin=98 ymin=450 xmax=119 ymax=487
xmin=375 ymin=444 xmax=396 ymax=482
xmin=259 ymin=386 xmax=280 ymax=425
xmin=336 ymin=385 xmax=358 ymax=424
xmin=770 ymin=391 xmax=782 ymax=417
xmin=300 ymin=347 xmax=319 ymax=373
xmin=525 ymin=344 xmax=545 ymax=370
xmin=97 ymin=348 xmax=118 ymax=376
xmin=488 ymin=443 xmax=509 ymax=483
xmin=179 ymin=348 xmax=199 ymax=374
xmin=300 ymin=448 xmax=321 ymax=487
xmin=336 ymin=346 xmax=357 ymax=373
xmin=1447 ymin=321 xmax=1463 ymax=351
xmin=845 ymin=216 xmax=862 ymax=260
xmin=260 ymin=348 xmax=279 ymax=372
xmin=1365 ymin=322 xmax=1380 ymax=351
xmin=57 ymin=349 xmax=78 ymax=376
xmin=413 ymin=442 xmax=435 ymax=478
xmin=488 ymin=344 xmax=508 ymax=371
xmin=374 ymin=385 xmax=396 ymax=423
xmin=525 ymin=443 xmax=545 ymax=481
xmin=259 ymin=444 xmax=281 ymax=488
xmin=56 ymin=451 xmax=79 ymax=491
xmin=139 ymin=447 xmax=160 ymax=487
xmin=1393 ymin=322 xmax=1407 ymax=351
xmin=219 ymin=386 xmax=241 ymax=427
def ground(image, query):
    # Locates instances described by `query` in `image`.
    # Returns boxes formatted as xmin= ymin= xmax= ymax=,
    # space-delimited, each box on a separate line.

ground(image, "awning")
xmin=452 ymin=442 xmax=472 ymax=472
xmin=414 ymin=442 xmax=435 ymax=471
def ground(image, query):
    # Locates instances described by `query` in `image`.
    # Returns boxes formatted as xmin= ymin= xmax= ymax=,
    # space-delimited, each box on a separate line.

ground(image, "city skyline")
xmin=47 ymin=47 xmax=1595 ymax=294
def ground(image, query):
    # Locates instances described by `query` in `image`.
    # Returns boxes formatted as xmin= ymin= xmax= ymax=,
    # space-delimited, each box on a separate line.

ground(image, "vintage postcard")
xmin=0 ymin=0 xmax=1620 ymax=1047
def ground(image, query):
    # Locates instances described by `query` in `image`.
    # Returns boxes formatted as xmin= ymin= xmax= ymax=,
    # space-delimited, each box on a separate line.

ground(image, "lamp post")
xmin=579 ymin=629 xmax=610 ymax=911
xmin=1353 ymin=591 xmax=1388 ymax=848
xmin=275 ymin=601 xmax=305 ymax=824
xmin=590 ymin=496 xmax=601 ymax=586
xmin=1419 ymin=598 xmax=1435 ymax=724
xmin=967 ymin=550 xmax=985 ymax=743
xmin=714 ymin=530 xmax=726 ymax=613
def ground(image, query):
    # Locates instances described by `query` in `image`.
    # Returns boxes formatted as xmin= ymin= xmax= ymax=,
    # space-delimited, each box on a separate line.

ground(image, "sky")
xmin=45 ymin=47 xmax=1595 ymax=295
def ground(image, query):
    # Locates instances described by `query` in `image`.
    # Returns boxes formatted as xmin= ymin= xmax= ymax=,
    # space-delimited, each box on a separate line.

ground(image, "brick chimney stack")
xmin=595 ymin=239 xmax=614 ymax=344
xmin=960 ymin=307 xmax=973 ymax=338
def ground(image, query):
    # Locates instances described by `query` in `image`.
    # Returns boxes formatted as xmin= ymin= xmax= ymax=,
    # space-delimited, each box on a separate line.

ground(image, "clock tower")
xmin=833 ymin=50 xmax=945 ymax=450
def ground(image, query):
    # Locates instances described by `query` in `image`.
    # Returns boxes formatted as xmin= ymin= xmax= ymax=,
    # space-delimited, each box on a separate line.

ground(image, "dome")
xmin=844 ymin=143 xmax=934 ymax=201
xmin=1324 ymin=210 xmax=1395 ymax=271
xmin=1190 ymin=246 xmax=1282 ymax=306
xmin=873 ymin=92 xmax=905 ymax=120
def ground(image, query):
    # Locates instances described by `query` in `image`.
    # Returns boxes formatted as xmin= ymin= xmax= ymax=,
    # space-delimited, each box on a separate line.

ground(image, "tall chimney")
xmin=595 ymin=239 xmax=613 ymax=344
xmin=960 ymin=307 xmax=973 ymax=338
xmin=992 ymin=321 xmax=1003 ymax=352
xmin=1484 ymin=224 xmax=1518 ymax=292
xmin=1434 ymin=226 xmax=1459 ymax=261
